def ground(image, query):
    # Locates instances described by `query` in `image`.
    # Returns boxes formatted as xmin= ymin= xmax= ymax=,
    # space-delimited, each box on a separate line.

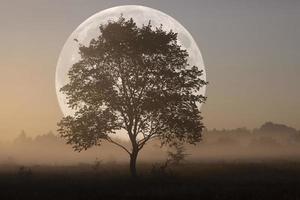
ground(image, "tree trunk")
xmin=129 ymin=148 xmax=138 ymax=178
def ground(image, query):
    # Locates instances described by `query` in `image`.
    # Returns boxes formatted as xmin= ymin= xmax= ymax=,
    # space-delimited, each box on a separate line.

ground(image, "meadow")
xmin=0 ymin=160 xmax=300 ymax=199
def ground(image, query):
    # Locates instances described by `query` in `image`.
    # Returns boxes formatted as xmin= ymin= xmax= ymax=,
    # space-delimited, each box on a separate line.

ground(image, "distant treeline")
xmin=0 ymin=122 xmax=299 ymax=165
xmin=11 ymin=121 xmax=300 ymax=146
xmin=202 ymin=122 xmax=300 ymax=147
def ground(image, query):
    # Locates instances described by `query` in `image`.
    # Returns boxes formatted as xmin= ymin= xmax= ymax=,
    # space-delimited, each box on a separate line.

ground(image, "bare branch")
xmin=138 ymin=134 xmax=159 ymax=150
xmin=106 ymin=137 xmax=131 ymax=155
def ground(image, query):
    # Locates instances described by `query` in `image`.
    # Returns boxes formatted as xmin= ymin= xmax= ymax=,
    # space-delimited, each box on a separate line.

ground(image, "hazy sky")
xmin=0 ymin=0 xmax=299 ymax=140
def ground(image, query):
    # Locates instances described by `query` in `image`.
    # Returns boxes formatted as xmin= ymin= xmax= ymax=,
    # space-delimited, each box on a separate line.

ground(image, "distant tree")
xmin=258 ymin=122 xmax=297 ymax=134
xmin=151 ymin=143 xmax=188 ymax=177
xmin=35 ymin=131 xmax=60 ymax=145
xmin=58 ymin=16 xmax=207 ymax=177
xmin=14 ymin=130 xmax=32 ymax=144
xmin=167 ymin=143 xmax=189 ymax=165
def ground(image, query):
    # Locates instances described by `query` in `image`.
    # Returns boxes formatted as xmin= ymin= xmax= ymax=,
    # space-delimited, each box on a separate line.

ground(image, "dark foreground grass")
xmin=0 ymin=161 xmax=300 ymax=200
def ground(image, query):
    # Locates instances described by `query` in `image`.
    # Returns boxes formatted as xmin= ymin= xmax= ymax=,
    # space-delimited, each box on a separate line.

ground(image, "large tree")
xmin=58 ymin=16 xmax=207 ymax=177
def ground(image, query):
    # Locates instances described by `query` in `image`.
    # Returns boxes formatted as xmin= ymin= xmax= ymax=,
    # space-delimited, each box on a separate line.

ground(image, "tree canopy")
xmin=58 ymin=16 xmax=207 ymax=176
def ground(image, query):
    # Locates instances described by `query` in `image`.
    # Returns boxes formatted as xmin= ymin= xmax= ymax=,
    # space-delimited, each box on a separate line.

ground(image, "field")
xmin=0 ymin=160 xmax=300 ymax=199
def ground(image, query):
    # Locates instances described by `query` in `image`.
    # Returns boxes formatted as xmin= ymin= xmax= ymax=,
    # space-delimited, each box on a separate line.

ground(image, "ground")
xmin=0 ymin=160 xmax=300 ymax=199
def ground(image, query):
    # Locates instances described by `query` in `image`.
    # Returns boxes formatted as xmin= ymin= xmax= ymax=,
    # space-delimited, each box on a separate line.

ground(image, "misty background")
xmin=0 ymin=122 xmax=299 ymax=166
xmin=0 ymin=0 xmax=299 ymax=141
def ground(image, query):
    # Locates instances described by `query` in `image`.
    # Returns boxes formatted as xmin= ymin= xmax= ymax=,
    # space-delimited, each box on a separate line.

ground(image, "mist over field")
xmin=1 ymin=122 xmax=299 ymax=166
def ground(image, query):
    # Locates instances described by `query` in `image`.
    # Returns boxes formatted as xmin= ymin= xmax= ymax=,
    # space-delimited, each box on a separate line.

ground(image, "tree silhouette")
xmin=58 ymin=16 xmax=207 ymax=177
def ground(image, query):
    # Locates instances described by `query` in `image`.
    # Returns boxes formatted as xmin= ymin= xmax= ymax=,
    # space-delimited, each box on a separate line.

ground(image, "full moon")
xmin=56 ymin=5 xmax=206 ymax=117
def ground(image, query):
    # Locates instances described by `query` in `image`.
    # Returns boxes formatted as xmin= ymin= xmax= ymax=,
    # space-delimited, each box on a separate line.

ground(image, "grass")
xmin=0 ymin=160 xmax=300 ymax=199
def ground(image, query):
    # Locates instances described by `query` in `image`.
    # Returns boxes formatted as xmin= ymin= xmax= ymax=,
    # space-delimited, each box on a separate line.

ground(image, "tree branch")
xmin=138 ymin=134 xmax=159 ymax=150
xmin=106 ymin=137 xmax=131 ymax=155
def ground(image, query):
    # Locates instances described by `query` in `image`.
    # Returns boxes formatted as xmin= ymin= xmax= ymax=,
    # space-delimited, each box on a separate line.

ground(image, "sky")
xmin=0 ymin=0 xmax=299 ymax=140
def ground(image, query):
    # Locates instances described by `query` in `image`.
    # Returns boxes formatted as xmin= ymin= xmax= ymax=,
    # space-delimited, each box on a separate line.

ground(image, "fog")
xmin=0 ymin=122 xmax=300 ymax=166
